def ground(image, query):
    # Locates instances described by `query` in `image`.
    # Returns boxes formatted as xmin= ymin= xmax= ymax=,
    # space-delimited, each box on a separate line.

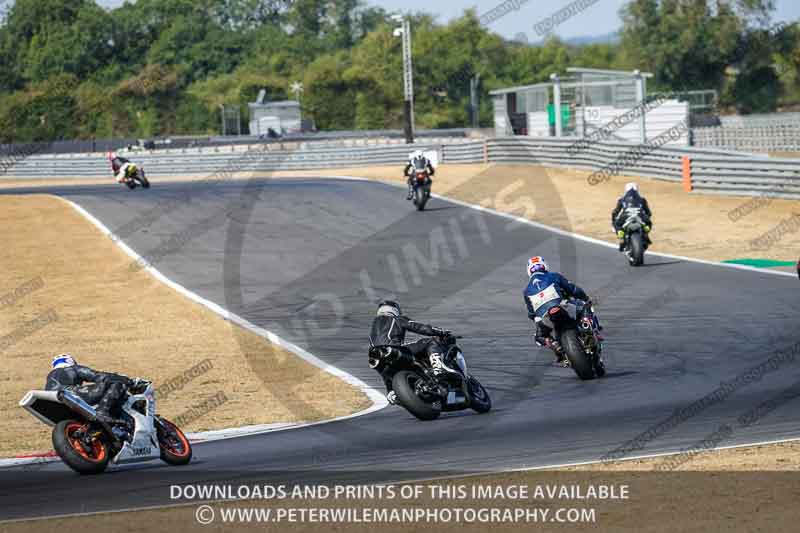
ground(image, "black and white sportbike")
xmin=620 ymin=207 xmax=649 ymax=266
xmin=370 ymin=334 xmax=491 ymax=421
xmin=540 ymin=299 xmax=606 ymax=380
xmin=409 ymin=159 xmax=432 ymax=211
xmin=20 ymin=378 xmax=192 ymax=474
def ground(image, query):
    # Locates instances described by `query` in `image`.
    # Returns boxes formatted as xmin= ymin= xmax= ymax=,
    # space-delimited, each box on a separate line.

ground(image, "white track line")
xmin=64 ymin=197 xmax=388 ymax=416
xmin=0 ymin=198 xmax=388 ymax=469
xmin=320 ymin=174 xmax=797 ymax=278
xmin=3 ymin=177 xmax=793 ymax=470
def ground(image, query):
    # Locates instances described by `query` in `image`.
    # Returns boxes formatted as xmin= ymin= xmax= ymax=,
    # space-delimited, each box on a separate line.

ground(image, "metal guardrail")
xmin=8 ymin=142 xmax=456 ymax=178
xmin=438 ymin=138 xmax=800 ymax=198
xmin=6 ymin=136 xmax=800 ymax=199
xmin=692 ymin=124 xmax=800 ymax=153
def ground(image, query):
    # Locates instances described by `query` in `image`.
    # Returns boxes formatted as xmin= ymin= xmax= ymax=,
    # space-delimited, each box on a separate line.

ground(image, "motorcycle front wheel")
xmin=392 ymin=370 xmax=441 ymax=420
xmin=137 ymin=169 xmax=150 ymax=189
xmin=156 ymin=416 xmax=193 ymax=465
xmin=467 ymin=376 xmax=492 ymax=414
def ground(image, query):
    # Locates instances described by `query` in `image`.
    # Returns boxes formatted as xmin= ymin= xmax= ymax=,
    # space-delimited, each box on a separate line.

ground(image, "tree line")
xmin=0 ymin=0 xmax=796 ymax=142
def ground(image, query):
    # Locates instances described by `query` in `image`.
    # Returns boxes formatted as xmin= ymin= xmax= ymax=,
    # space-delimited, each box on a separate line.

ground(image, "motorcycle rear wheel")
xmin=629 ymin=232 xmax=645 ymax=266
xmin=561 ymin=329 xmax=595 ymax=380
xmin=52 ymin=419 xmax=110 ymax=475
xmin=392 ymin=371 xmax=441 ymax=420
xmin=414 ymin=188 xmax=427 ymax=211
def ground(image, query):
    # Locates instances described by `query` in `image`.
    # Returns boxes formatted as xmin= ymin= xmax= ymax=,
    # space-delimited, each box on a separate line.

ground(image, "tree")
xmin=0 ymin=0 xmax=113 ymax=88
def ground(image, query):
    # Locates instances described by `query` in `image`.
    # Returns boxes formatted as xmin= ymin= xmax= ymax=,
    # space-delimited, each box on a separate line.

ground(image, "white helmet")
xmin=410 ymin=150 xmax=424 ymax=160
xmin=52 ymin=354 xmax=76 ymax=369
xmin=624 ymin=182 xmax=639 ymax=194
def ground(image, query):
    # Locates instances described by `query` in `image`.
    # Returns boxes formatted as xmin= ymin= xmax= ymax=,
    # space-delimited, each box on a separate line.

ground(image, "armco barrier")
xmin=5 ymin=136 xmax=800 ymax=199
xmin=440 ymin=138 xmax=800 ymax=198
xmin=5 ymin=142 xmax=458 ymax=178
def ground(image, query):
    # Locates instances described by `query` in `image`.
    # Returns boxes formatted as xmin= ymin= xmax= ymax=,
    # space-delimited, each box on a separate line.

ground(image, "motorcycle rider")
xmin=108 ymin=151 xmax=138 ymax=184
xmin=403 ymin=150 xmax=435 ymax=200
xmin=524 ymin=257 xmax=601 ymax=366
xmin=45 ymin=354 xmax=134 ymax=424
xmin=612 ymin=182 xmax=653 ymax=252
xmin=368 ymin=300 xmax=453 ymax=404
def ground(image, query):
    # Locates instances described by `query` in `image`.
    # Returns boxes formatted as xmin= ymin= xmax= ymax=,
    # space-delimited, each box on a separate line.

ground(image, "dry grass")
xmin=0 ymin=195 xmax=370 ymax=457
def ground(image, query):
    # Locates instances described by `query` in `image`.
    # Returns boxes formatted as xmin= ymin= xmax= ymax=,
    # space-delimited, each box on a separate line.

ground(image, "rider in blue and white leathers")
xmin=524 ymin=256 xmax=599 ymax=365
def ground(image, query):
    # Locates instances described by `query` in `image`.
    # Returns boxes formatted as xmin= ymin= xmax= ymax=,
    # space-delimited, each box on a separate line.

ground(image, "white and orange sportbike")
xmin=20 ymin=378 xmax=192 ymax=474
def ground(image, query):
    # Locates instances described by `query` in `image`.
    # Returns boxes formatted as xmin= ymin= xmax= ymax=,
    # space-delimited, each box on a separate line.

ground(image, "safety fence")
xmin=440 ymin=138 xmax=800 ymax=198
xmin=692 ymin=124 xmax=800 ymax=153
xmin=6 ymin=137 xmax=800 ymax=199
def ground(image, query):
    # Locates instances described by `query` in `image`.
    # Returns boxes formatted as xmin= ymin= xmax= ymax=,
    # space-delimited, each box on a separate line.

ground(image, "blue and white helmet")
xmin=51 ymin=354 xmax=76 ymax=369
xmin=527 ymin=256 xmax=548 ymax=276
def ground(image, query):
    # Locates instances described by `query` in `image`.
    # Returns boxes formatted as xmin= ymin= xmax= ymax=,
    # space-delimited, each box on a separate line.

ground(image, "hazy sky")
xmin=98 ymin=0 xmax=800 ymax=40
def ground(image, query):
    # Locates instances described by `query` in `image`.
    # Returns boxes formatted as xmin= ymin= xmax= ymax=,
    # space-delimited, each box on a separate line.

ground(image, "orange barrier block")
xmin=682 ymin=156 xmax=693 ymax=192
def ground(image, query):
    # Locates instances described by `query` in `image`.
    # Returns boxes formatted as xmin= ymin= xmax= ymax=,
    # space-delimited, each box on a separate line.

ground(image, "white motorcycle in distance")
xmin=20 ymin=378 xmax=192 ymax=474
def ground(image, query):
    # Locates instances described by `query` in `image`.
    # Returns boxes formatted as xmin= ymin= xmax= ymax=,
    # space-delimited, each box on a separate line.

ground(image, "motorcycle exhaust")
xmin=57 ymin=390 xmax=99 ymax=421
xmin=57 ymin=390 xmax=123 ymax=446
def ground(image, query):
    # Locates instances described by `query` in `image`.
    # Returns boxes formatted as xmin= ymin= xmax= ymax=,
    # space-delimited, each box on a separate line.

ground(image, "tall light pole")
xmin=392 ymin=14 xmax=414 ymax=144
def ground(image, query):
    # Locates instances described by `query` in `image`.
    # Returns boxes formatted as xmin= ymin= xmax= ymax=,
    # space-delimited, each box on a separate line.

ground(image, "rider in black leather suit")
xmin=45 ymin=354 xmax=133 ymax=422
xmin=368 ymin=301 xmax=451 ymax=403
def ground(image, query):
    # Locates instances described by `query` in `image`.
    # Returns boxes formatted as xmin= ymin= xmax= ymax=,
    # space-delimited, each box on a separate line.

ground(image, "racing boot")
xmin=617 ymin=230 xmax=626 ymax=252
xmin=549 ymin=340 xmax=570 ymax=367
xmin=406 ymin=179 xmax=414 ymax=200
xmin=429 ymin=353 xmax=459 ymax=377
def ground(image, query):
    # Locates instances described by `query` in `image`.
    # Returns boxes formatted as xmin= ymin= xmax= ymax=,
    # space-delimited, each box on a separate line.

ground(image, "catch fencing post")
xmin=682 ymin=156 xmax=693 ymax=192
xmin=483 ymin=140 xmax=489 ymax=164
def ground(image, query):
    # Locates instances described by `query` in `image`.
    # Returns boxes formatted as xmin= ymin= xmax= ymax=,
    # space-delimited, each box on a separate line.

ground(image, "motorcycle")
xmin=621 ymin=207 xmax=648 ymax=266
xmin=409 ymin=160 xmax=431 ymax=211
xmin=370 ymin=334 xmax=491 ymax=421
xmin=19 ymin=378 xmax=192 ymax=474
xmin=540 ymin=299 xmax=605 ymax=380
xmin=122 ymin=165 xmax=150 ymax=190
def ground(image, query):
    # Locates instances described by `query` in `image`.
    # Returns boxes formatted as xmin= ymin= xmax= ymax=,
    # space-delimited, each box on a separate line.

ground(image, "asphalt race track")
xmin=2 ymin=177 xmax=800 ymax=521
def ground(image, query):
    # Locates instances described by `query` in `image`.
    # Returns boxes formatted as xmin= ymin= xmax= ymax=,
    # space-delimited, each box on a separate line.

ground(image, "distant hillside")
xmin=512 ymin=31 xmax=621 ymax=46
xmin=565 ymin=31 xmax=621 ymax=46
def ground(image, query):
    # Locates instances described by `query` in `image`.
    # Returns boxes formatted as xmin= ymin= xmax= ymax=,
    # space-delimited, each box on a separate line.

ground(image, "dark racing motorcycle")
xmin=541 ymin=299 xmax=605 ymax=380
xmin=409 ymin=159 xmax=431 ymax=211
xmin=620 ymin=207 xmax=648 ymax=266
xmin=370 ymin=334 xmax=491 ymax=421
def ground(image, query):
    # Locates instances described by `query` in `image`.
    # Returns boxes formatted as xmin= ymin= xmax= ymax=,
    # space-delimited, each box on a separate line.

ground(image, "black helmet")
xmin=376 ymin=300 xmax=401 ymax=317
